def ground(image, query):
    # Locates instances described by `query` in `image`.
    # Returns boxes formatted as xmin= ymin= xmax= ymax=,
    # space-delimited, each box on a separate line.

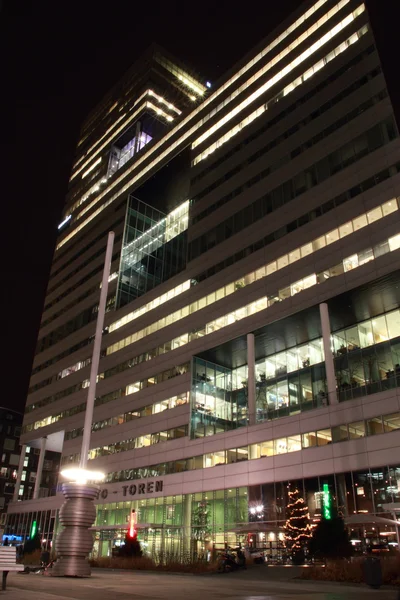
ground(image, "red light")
xmin=128 ymin=509 xmax=137 ymax=540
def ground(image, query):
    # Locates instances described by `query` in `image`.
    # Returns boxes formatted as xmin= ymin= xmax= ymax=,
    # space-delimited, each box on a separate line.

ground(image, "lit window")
xmin=367 ymin=206 xmax=383 ymax=224
xmin=343 ymin=254 xmax=358 ymax=271
xmin=352 ymin=214 xmax=368 ymax=230
xmin=382 ymin=199 xmax=398 ymax=216
xmin=389 ymin=234 xmax=400 ymax=251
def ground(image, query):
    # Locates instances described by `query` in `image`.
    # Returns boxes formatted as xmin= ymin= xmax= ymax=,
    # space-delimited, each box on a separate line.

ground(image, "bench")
xmin=0 ymin=547 xmax=24 ymax=590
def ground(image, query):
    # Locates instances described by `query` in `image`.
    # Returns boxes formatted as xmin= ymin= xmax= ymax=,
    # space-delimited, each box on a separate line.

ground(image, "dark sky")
xmin=0 ymin=0 xmax=397 ymax=413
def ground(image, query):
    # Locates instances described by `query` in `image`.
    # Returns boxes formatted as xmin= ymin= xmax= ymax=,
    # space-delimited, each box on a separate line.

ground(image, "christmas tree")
xmin=283 ymin=487 xmax=312 ymax=556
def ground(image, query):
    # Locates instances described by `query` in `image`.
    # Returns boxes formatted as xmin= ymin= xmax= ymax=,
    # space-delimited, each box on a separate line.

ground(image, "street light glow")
xmin=60 ymin=468 xmax=104 ymax=484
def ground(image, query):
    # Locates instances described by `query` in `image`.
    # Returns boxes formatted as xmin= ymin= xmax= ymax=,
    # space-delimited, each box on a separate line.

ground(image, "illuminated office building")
xmin=6 ymin=1 xmax=400 ymax=557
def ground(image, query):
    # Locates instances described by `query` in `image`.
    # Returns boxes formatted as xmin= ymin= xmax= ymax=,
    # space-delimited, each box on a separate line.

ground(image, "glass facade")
xmin=191 ymin=351 xmax=327 ymax=437
xmin=191 ymin=357 xmax=247 ymax=437
xmin=107 ymin=131 xmax=152 ymax=178
xmin=100 ymin=461 xmax=400 ymax=558
xmin=332 ymin=309 xmax=400 ymax=401
xmin=191 ymin=299 xmax=400 ymax=437
xmin=5 ymin=509 xmax=56 ymax=550
xmin=7 ymin=463 xmax=400 ymax=558
xmin=117 ymin=198 xmax=189 ymax=306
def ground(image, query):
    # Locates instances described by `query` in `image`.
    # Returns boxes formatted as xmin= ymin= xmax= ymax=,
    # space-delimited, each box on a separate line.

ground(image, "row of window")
xmin=104 ymin=410 xmax=400 ymax=484
xmin=192 ymin=3 xmax=363 ymax=154
xmin=154 ymin=52 xmax=206 ymax=97
xmin=190 ymin=44 xmax=375 ymax=188
xmin=64 ymin=392 xmax=189 ymax=440
xmin=110 ymin=280 xmax=190 ymax=334
xmin=71 ymin=97 xmax=157 ymax=182
xmin=41 ymin=250 xmax=119 ymax=321
xmin=192 ymin=15 xmax=367 ymax=165
xmin=47 ymin=232 xmax=122 ymax=300
xmin=37 ymin=295 xmax=115 ymax=355
xmin=62 ymin=425 xmax=189 ymax=465
xmin=188 ymin=115 xmax=397 ymax=261
xmin=194 ymin=160 xmax=400 ymax=283
xmin=192 ymin=66 xmax=383 ymax=220
xmin=24 ymin=392 xmax=188 ymax=437
xmin=26 ymin=222 xmax=400 ymax=419
xmin=31 ymin=334 xmax=94 ymax=378
xmin=106 ymin=198 xmax=397 ymax=357
xmin=25 ymin=360 xmax=189 ymax=417
xmin=72 ymin=89 xmax=180 ymax=188
xmin=104 ymin=230 xmax=400 ymax=413
xmin=56 ymin=4 xmax=365 ymax=253
xmin=33 ymin=283 xmax=192 ymax=392
xmin=188 ymin=0 xmax=336 ymax=167
xmin=32 ymin=155 xmax=400 ymax=389
xmin=41 ymin=282 xmax=99 ymax=332
xmin=51 ymin=211 xmax=124 ymax=277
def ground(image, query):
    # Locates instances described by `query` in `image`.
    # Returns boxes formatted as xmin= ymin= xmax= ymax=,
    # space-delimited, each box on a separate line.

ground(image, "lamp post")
xmin=52 ymin=232 xmax=114 ymax=577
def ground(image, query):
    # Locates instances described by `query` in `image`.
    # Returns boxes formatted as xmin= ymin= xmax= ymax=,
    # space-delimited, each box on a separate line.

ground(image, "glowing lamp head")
xmin=60 ymin=467 xmax=104 ymax=484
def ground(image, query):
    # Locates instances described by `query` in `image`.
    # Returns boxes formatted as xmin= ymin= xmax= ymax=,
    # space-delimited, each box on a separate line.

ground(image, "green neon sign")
xmin=323 ymin=483 xmax=331 ymax=520
xmin=30 ymin=520 xmax=37 ymax=538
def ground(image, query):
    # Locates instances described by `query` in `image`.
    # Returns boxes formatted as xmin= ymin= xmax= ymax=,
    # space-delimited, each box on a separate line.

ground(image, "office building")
xmin=5 ymin=0 xmax=400 ymax=558
xmin=0 ymin=408 xmax=60 ymax=545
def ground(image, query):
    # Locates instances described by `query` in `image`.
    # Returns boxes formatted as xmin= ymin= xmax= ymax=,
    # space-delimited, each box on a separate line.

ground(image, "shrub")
xmin=118 ymin=536 xmax=142 ymax=558
xmin=300 ymin=555 xmax=400 ymax=586
xmin=22 ymin=549 xmax=42 ymax=566
xmin=308 ymin=517 xmax=352 ymax=559
xmin=89 ymin=553 xmax=216 ymax=573
xmin=23 ymin=533 xmax=41 ymax=555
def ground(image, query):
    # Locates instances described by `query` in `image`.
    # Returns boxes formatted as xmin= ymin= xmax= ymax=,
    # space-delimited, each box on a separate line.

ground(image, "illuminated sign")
xmin=58 ymin=215 xmax=72 ymax=230
xmin=322 ymin=483 xmax=332 ymax=520
xmin=30 ymin=520 xmax=37 ymax=538
xmin=97 ymin=480 xmax=164 ymax=501
xmin=128 ymin=509 xmax=137 ymax=540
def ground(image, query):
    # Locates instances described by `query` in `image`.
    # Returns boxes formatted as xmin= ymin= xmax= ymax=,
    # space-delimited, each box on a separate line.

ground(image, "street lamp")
xmin=52 ymin=232 xmax=114 ymax=578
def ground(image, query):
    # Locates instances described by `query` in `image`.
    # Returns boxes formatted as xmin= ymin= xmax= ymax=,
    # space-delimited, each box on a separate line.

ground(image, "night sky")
xmin=1 ymin=0 xmax=397 ymax=414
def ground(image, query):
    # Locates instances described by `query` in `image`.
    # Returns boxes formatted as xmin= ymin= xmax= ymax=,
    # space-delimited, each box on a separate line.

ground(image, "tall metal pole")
xmin=319 ymin=302 xmax=338 ymax=405
xmin=13 ymin=444 xmax=27 ymax=502
xmin=79 ymin=231 xmax=114 ymax=469
xmin=33 ymin=437 xmax=47 ymax=499
xmin=247 ymin=333 xmax=256 ymax=425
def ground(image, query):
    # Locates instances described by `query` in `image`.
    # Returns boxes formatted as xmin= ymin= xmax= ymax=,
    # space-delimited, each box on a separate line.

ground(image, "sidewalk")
xmin=2 ymin=568 xmax=399 ymax=600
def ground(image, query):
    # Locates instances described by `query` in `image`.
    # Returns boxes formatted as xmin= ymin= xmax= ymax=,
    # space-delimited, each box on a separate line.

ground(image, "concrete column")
xmin=391 ymin=512 xmax=400 ymax=548
xmin=182 ymin=493 xmax=192 ymax=560
xmin=319 ymin=303 xmax=338 ymax=405
xmin=13 ymin=444 xmax=27 ymax=502
xmin=33 ymin=437 xmax=47 ymax=499
xmin=247 ymin=333 xmax=257 ymax=425
xmin=134 ymin=121 xmax=142 ymax=155
xmin=249 ymin=443 xmax=259 ymax=460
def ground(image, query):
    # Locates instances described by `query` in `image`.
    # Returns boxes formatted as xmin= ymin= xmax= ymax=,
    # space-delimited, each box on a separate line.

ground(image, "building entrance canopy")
xmin=345 ymin=514 xmax=400 ymax=527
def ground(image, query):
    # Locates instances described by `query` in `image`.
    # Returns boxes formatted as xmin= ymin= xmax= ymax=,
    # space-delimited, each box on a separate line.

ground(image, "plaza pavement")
xmin=1 ymin=568 xmax=399 ymax=600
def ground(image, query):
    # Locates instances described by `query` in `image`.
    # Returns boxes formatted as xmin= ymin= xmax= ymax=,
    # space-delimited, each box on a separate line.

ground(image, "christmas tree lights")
xmin=283 ymin=487 xmax=313 ymax=553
